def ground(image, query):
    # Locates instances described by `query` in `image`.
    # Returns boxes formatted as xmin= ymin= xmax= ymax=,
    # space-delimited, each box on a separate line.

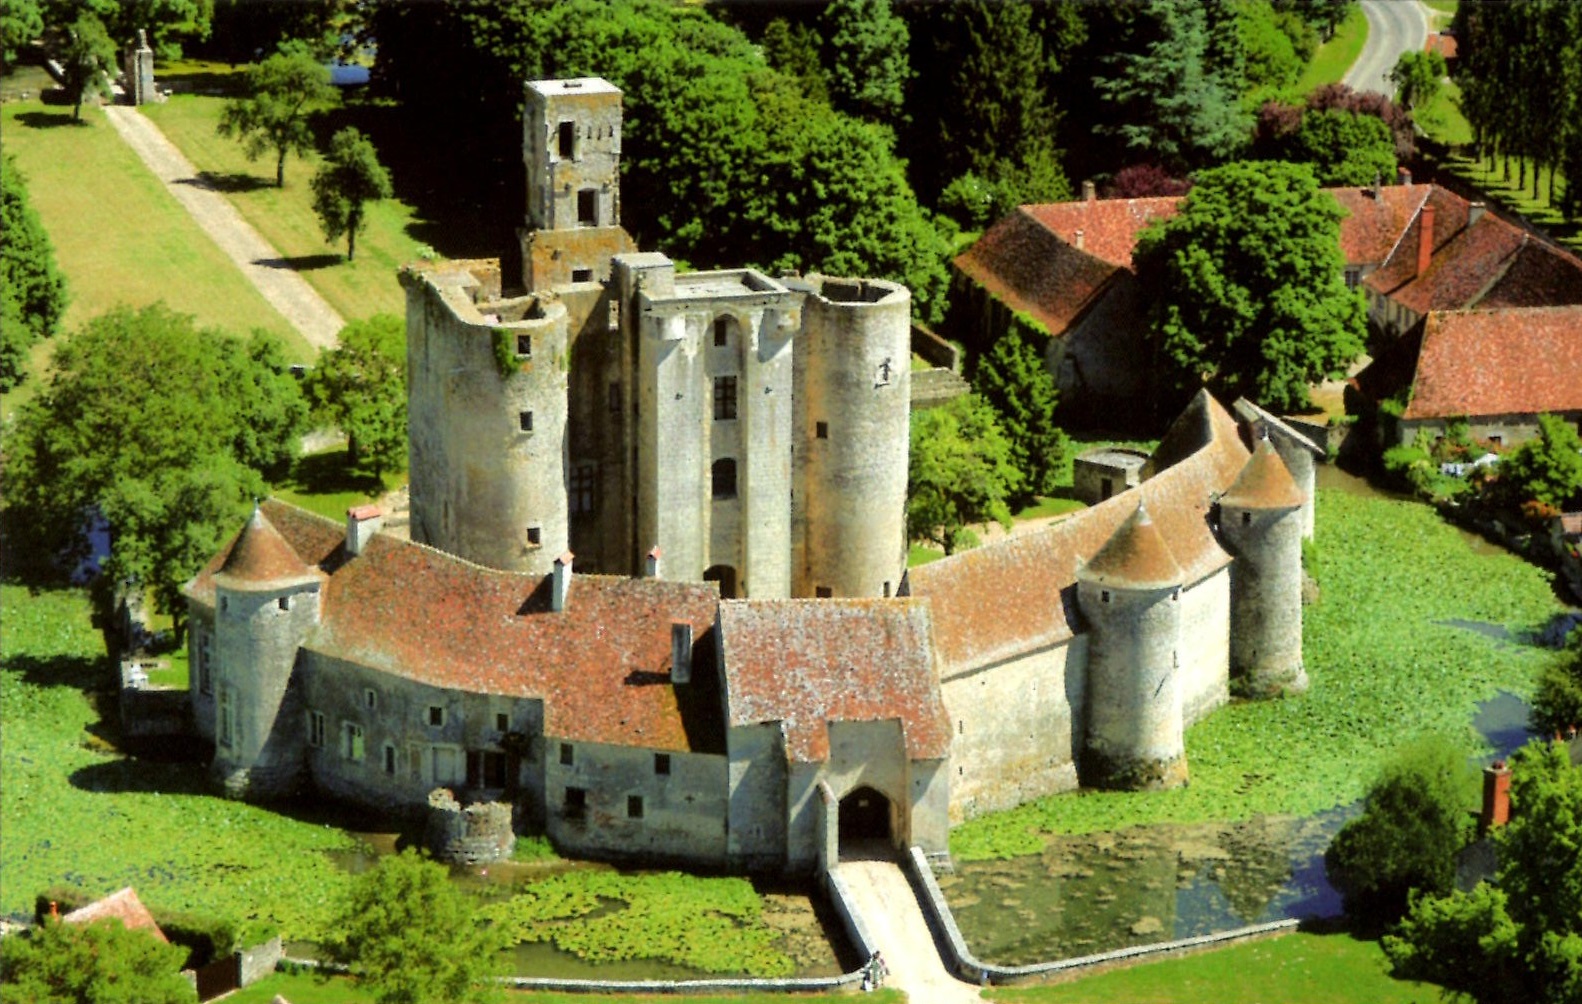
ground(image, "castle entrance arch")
xmin=703 ymin=564 xmax=738 ymax=599
xmin=838 ymin=786 xmax=892 ymax=853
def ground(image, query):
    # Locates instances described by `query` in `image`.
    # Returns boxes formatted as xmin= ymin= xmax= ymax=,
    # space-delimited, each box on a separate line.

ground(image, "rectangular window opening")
xmin=526 ymin=526 xmax=542 ymax=547
xmin=571 ymin=267 xmax=593 ymax=282
xmin=570 ymin=463 xmax=596 ymax=515
xmin=364 ymin=688 xmax=377 ymax=710
xmin=654 ymin=753 xmax=671 ymax=776
xmin=557 ymin=120 xmax=575 ymax=158
xmin=343 ymin=723 xmax=365 ymax=761
xmin=815 ymin=421 xmax=828 ymax=439
xmin=564 ymin=786 xmax=586 ymax=816
xmin=467 ymin=750 xmax=508 ymax=788
xmin=815 ymin=586 xmax=833 ymax=598
xmin=308 ymin=711 xmax=324 ymax=748
xmin=713 ymin=317 xmax=729 ymax=346
xmin=627 ymin=795 xmax=644 ymax=819
xmin=383 ymin=744 xmax=396 ymax=775
xmin=278 ymin=596 xmax=290 ymax=611
xmin=516 ymin=333 xmax=532 ymax=357
xmin=428 ymin=705 xmax=445 ymax=728
xmin=496 ymin=712 xmax=510 ymax=733
xmin=713 ymin=376 xmax=738 ymax=421
xmin=559 ymin=742 xmax=574 ymax=766
xmin=519 ymin=410 xmax=534 ymax=433
xmin=577 ymin=189 xmax=597 ymax=226
xmin=608 ymin=382 xmax=621 ymax=413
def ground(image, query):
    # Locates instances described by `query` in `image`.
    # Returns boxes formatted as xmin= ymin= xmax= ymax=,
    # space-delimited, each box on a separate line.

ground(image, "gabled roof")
xmin=1400 ymin=306 xmax=1582 ymax=421
xmin=213 ymin=505 xmax=320 ymax=590
xmin=189 ymin=501 xmax=723 ymax=753
xmin=1078 ymin=501 xmax=1184 ymax=591
xmin=906 ymin=393 xmax=1247 ymax=673
xmin=719 ymin=599 xmax=949 ymax=763
xmin=1219 ymin=439 xmax=1305 ymax=510
xmin=62 ymin=888 xmax=167 ymax=942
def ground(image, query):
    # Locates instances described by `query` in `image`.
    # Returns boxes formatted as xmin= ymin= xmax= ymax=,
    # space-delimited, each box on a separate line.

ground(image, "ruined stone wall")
xmin=404 ymin=264 xmax=569 ymax=575
xmin=791 ymin=276 xmax=911 ymax=599
xmin=426 ymin=790 xmax=516 ymax=864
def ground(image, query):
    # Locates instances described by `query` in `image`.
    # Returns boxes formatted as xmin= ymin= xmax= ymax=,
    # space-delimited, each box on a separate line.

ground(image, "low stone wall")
xmin=425 ymin=789 xmax=515 ymax=865
xmin=238 ymin=936 xmax=282 ymax=987
xmin=902 ymin=846 xmax=1298 ymax=986
xmin=118 ymin=659 xmax=190 ymax=739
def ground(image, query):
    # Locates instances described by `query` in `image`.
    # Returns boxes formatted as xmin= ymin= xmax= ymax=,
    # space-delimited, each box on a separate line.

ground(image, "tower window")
xmin=571 ymin=267 xmax=593 ymax=282
xmin=364 ymin=688 xmax=377 ymax=710
xmin=519 ymin=410 xmax=534 ymax=433
xmin=1241 ymin=511 xmax=1251 ymax=526
xmin=427 ymin=705 xmax=445 ymax=727
xmin=557 ymin=120 xmax=575 ymax=158
xmin=383 ymin=744 xmax=397 ymax=775
xmin=713 ymin=317 xmax=729 ymax=346
xmin=278 ymin=596 xmax=290 ymax=611
xmin=816 ymin=421 xmax=828 ymax=439
xmin=577 ymin=189 xmax=597 ymax=226
xmin=308 ymin=710 xmax=325 ymax=748
xmin=526 ymin=526 xmax=542 ymax=547
xmin=654 ymin=753 xmax=671 ymax=776
xmin=496 ymin=712 xmax=509 ymax=733
xmin=559 ymin=742 xmax=574 ymax=766
xmin=711 ymin=458 xmax=737 ymax=499
xmin=564 ymin=786 xmax=586 ymax=816
xmin=713 ymin=376 xmax=738 ymax=421
xmin=516 ymin=333 xmax=532 ymax=357
xmin=570 ymin=463 xmax=595 ymax=514
xmin=1101 ymin=590 xmax=1112 ymax=604
xmin=627 ymin=795 xmax=644 ymax=819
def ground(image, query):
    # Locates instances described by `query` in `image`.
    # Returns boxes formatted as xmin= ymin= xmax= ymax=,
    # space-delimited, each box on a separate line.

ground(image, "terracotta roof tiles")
xmin=213 ymin=505 xmax=320 ymax=589
xmin=62 ymin=888 xmax=167 ymax=942
xmin=1219 ymin=439 xmax=1305 ymax=510
xmin=1401 ymin=306 xmax=1582 ymax=420
xmin=1078 ymin=501 xmax=1184 ymax=591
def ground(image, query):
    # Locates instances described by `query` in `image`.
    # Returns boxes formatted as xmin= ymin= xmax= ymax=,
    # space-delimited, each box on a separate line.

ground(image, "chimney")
xmin=1469 ymin=201 xmax=1487 ymax=226
xmin=1480 ymin=760 xmax=1512 ymax=835
xmin=1074 ymin=228 xmax=1085 ymax=251
xmin=1081 ymin=179 xmax=1096 ymax=204
xmin=1398 ymin=166 xmax=1412 ymax=187
xmin=551 ymin=552 xmax=574 ymax=612
xmin=645 ymin=546 xmax=662 ymax=579
xmin=346 ymin=505 xmax=383 ymax=556
xmin=1417 ymin=204 xmax=1436 ymax=276
xmin=670 ymin=622 xmax=692 ymax=685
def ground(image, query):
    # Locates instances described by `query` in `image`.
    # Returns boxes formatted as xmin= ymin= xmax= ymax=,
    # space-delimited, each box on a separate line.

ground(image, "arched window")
xmin=712 ymin=458 xmax=737 ymax=499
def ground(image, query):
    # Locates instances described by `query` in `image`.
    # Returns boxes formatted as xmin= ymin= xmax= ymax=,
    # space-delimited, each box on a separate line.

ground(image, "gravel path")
xmin=102 ymin=105 xmax=344 ymax=350
xmin=836 ymin=854 xmax=984 ymax=1004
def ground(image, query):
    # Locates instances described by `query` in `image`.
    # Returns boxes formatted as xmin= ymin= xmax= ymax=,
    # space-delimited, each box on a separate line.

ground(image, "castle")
xmin=184 ymin=79 xmax=1317 ymax=873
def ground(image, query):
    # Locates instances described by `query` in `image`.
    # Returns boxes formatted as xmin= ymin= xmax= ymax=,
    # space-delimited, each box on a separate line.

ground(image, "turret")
xmin=1076 ymin=501 xmax=1188 ymax=790
xmin=210 ymin=506 xmax=324 ymax=800
xmin=1217 ymin=438 xmax=1308 ymax=696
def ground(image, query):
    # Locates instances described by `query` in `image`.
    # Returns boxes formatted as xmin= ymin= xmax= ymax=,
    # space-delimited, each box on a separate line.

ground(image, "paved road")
xmin=835 ymin=855 xmax=984 ymax=1004
xmin=1344 ymin=0 xmax=1430 ymax=97
xmin=102 ymin=105 xmax=344 ymax=350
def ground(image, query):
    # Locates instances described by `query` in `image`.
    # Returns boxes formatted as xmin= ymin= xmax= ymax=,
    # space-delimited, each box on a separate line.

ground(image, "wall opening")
xmin=557 ymin=120 xmax=575 ymax=158
xmin=838 ymin=786 xmax=892 ymax=853
xmin=703 ymin=564 xmax=738 ymax=599
xmin=577 ymin=189 xmax=597 ymax=225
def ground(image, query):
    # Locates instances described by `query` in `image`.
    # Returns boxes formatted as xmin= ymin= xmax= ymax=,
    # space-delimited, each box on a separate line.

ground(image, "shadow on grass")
xmin=185 ymin=169 xmax=272 ymax=193
xmin=1 ymin=653 xmax=108 ymax=693
xmin=69 ymin=755 xmax=213 ymax=797
xmin=255 ymin=253 xmax=343 ymax=272
xmin=279 ymin=449 xmax=386 ymax=497
xmin=12 ymin=109 xmax=83 ymax=129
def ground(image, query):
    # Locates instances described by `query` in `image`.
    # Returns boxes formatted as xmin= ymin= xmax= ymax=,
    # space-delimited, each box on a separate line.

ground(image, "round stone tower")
xmin=211 ymin=506 xmax=324 ymax=801
xmin=791 ymin=275 xmax=911 ymax=599
xmin=405 ymin=265 xmax=571 ymax=575
xmin=1076 ymin=500 xmax=1188 ymax=790
xmin=1217 ymin=437 xmax=1308 ymax=696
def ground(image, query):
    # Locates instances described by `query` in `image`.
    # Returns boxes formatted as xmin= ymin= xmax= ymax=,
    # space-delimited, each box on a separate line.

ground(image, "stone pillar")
xmin=125 ymin=29 xmax=158 ymax=106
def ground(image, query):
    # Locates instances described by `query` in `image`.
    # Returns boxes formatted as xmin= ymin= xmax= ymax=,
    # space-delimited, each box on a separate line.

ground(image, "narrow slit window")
xmin=516 ymin=333 xmax=532 ymax=357
xmin=815 ymin=421 xmax=828 ymax=439
xmin=519 ymin=410 xmax=534 ymax=433
xmin=557 ymin=120 xmax=575 ymax=158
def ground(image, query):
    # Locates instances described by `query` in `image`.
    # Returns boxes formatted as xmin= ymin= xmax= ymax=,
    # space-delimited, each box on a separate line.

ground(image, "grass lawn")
xmin=951 ymin=487 xmax=1567 ymax=857
xmin=227 ymin=971 xmax=905 ymax=1004
xmin=0 ymin=101 xmax=310 ymax=413
xmin=909 ymin=544 xmax=946 ymax=567
xmin=1415 ymin=79 xmax=1472 ymax=147
xmin=1013 ymin=497 xmax=1086 ymax=521
xmin=987 ymin=930 xmax=1436 ymax=1004
xmin=1296 ymin=5 xmax=1369 ymax=95
xmin=141 ymin=93 xmax=426 ymax=322
xmin=271 ymin=448 xmax=405 ymax=523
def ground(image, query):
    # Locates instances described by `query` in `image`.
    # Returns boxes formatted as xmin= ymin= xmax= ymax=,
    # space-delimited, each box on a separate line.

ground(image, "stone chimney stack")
xmin=1074 ymin=228 xmax=1085 ymax=251
xmin=346 ymin=505 xmax=383 ymax=557
xmin=1480 ymin=760 xmax=1512 ymax=835
xmin=670 ymin=622 xmax=692 ymax=685
xmin=1398 ymin=166 xmax=1412 ymax=187
xmin=645 ymin=546 xmax=662 ymax=579
xmin=1082 ymin=179 xmax=1096 ymax=203
xmin=551 ymin=552 xmax=574 ymax=612
xmin=1417 ymin=204 xmax=1436 ymax=276
xmin=1469 ymin=201 xmax=1487 ymax=226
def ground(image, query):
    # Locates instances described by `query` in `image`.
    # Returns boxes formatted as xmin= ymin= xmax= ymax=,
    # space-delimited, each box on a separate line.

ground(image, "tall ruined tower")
xmin=1076 ymin=501 xmax=1188 ymax=790
xmin=211 ymin=506 xmax=323 ymax=800
xmin=1217 ymin=438 xmax=1308 ymax=696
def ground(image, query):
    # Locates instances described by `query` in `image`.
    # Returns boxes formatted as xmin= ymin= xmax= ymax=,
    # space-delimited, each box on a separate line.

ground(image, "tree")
xmin=1383 ymin=741 xmax=1582 ymax=1004
xmin=3 ymin=305 xmax=306 ymax=638
xmin=1305 ymin=83 xmax=1415 ymax=161
xmin=307 ymin=314 xmax=407 ymax=478
xmin=52 ymin=12 xmax=114 ymax=121
xmin=43 ymin=0 xmax=213 ymax=60
xmin=216 ymin=41 xmax=336 ymax=188
xmin=0 ymin=917 xmax=195 ymax=1004
xmin=907 ymin=393 xmax=1021 ymax=554
xmin=1324 ymin=735 xmax=1477 ymax=920
xmin=1531 ymin=629 xmax=1582 ymax=736
xmin=1388 ymin=49 xmax=1446 ymax=111
xmin=823 ymin=0 xmax=908 ymax=123
xmin=1133 ymin=160 xmax=1366 ymax=413
xmin=1288 ymin=108 xmax=1398 ymax=186
xmin=310 ymin=127 xmax=391 ymax=261
xmin=0 ymin=153 xmax=68 ymax=391
xmin=1 ymin=0 xmax=43 ymax=71
xmin=760 ymin=18 xmax=827 ymax=105
xmin=1496 ymin=413 xmax=1582 ymax=511
xmin=971 ymin=325 xmax=1069 ymax=502
xmin=324 ymin=848 xmax=502 ymax=1004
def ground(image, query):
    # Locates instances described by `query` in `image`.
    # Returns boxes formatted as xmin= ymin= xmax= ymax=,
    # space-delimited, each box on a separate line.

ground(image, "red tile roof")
xmin=1079 ymin=501 xmax=1184 ymax=591
xmin=1219 ymin=439 xmax=1305 ymax=510
xmin=1426 ymin=33 xmax=1458 ymax=59
xmin=214 ymin=506 xmax=321 ymax=589
xmin=907 ymin=392 xmax=1247 ymax=673
xmin=719 ymin=599 xmax=949 ymax=763
xmin=1330 ymin=185 xmax=1431 ymax=266
xmin=62 ymin=888 xmax=167 ymax=942
xmin=1401 ymin=306 xmax=1582 ymax=420
xmin=1021 ymin=198 xmax=1182 ymax=268
xmin=189 ymin=501 xmax=723 ymax=753
xmin=952 ymin=208 xmax=1123 ymax=336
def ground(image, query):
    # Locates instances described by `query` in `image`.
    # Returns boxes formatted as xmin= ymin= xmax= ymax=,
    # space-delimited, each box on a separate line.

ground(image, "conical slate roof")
xmin=1219 ymin=439 xmax=1304 ymax=511
xmin=214 ymin=505 xmax=316 ymax=588
xmin=1079 ymin=500 xmax=1184 ymax=590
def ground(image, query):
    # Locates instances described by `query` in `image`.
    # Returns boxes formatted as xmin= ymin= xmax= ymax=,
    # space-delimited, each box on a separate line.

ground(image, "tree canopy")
xmin=307 ymin=314 xmax=407 ymax=478
xmin=907 ymin=393 xmax=1021 ymax=555
xmin=311 ymin=127 xmax=392 ymax=261
xmin=43 ymin=0 xmax=213 ymax=59
xmin=324 ymin=848 xmax=502 ymax=1004
xmin=51 ymin=11 xmax=114 ymax=121
xmin=0 ymin=153 xmax=68 ymax=392
xmin=1496 ymin=413 xmax=1582 ymax=512
xmin=1531 ymin=629 xmax=1582 ymax=741
xmin=971 ymin=325 xmax=1069 ymax=502
xmin=1388 ymin=49 xmax=1446 ymax=111
xmin=217 ymin=40 xmax=337 ymax=188
xmin=0 ymin=918 xmax=195 ymax=1004
xmin=1288 ymin=108 xmax=1398 ymax=186
xmin=3 ymin=305 xmax=306 ymax=634
xmin=823 ymin=0 xmax=908 ymax=124
xmin=1133 ymin=159 xmax=1366 ymax=412
xmin=1 ymin=0 xmax=43 ymax=71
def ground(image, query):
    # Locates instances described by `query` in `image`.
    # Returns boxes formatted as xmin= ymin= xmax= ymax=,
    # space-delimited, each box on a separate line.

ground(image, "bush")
xmin=1531 ymin=630 xmax=1582 ymax=735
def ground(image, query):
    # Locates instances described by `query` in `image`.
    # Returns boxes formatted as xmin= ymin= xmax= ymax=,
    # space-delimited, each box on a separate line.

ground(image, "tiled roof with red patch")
xmin=1021 ymin=198 xmax=1181 ymax=268
xmin=719 ymin=599 xmax=949 ymax=763
xmin=1401 ymin=306 xmax=1582 ymax=420
xmin=1079 ymin=502 xmax=1184 ymax=591
xmin=188 ymin=501 xmax=722 ymax=753
xmin=1426 ymin=33 xmax=1458 ymax=59
xmin=907 ymin=392 xmax=1247 ymax=673
xmin=214 ymin=505 xmax=321 ymax=588
xmin=1219 ymin=439 xmax=1305 ymax=510
xmin=951 ymin=208 xmax=1122 ymax=336
xmin=62 ymin=888 xmax=167 ymax=942
xmin=1330 ymin=185 xmax=1431 ymax=266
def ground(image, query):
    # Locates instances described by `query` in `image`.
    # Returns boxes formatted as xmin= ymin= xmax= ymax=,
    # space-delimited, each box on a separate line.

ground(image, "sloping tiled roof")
xmin=1021 ymin=198 xmax=1182 ymax=268
xmin=62 ymin=888 xmax=167 ymax=942
xmin=907 ymin=393 xmax=1247 ymax=673
xmin=189 ymin=501 xmax=722 ymax=753
xmin=1219 ymin=439 xmax=1305 ymax=510
xmin=719 ymin=599 xmax=949 ymax=763
xmin=952 ymin=208 xmax=1124 ymax=336
xmin=1078 ymin=502 xmax=1184 ymax=591
xmin=1330 ymin=185 xmax=1432 ymax=266
xmin=1401 ymin=306 xmax=1582 ymax=420
xmin=213 ymin=505 xmax=320 ymax=589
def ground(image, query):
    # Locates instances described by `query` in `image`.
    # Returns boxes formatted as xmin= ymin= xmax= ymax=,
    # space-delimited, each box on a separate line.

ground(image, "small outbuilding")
xmin=1072 ymin=447 xmax=1149 ymax=505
